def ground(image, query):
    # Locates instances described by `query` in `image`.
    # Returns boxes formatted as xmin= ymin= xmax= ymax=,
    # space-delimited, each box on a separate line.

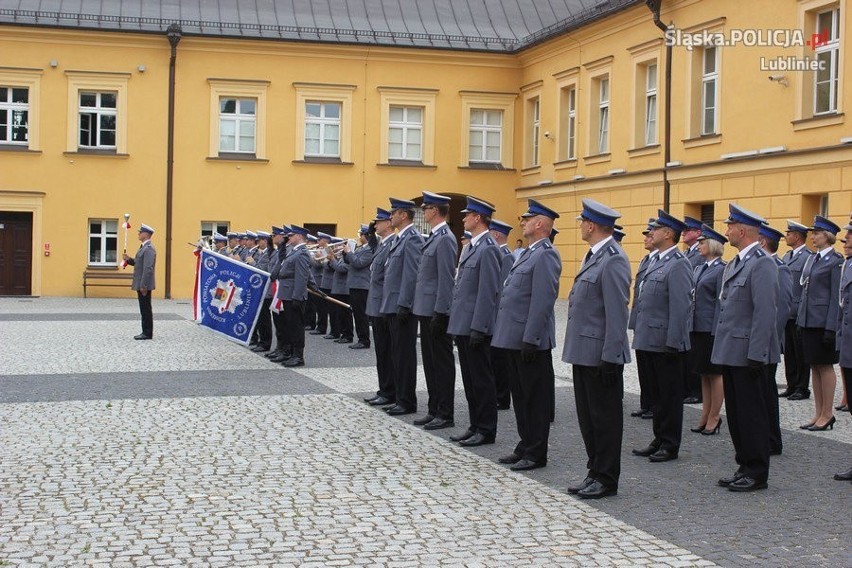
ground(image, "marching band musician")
xmin=277 ymin=225 xmax=312 ymax=367
xmin=244 ymin=231 xmax=259 ymax=265
xmin=343 ymin=225 xmax=374 ymax=350
xmin=304 ymin=234 xmax=320 ymax=331
xmin=212 ymin=232 xmax=228 ymax=253
xmin=329 ymin=237 xmax=355 ymax=344
xmin=317 ymin=232 xmax=341 ymax=341
xmin=310 ymin=232 xmax=333 ymax=336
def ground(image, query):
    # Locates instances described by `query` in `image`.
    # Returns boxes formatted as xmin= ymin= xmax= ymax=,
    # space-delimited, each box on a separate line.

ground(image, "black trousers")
xmin=844 ymin=367 xmax=852 ymax=418
xmin=256 ymin=298 xmax=273 ymax=348
xmin=332 ymin=293 xmax=352 ymax=339
xmin=389 ymin=314 xmax=418 ymax=411
xmin=635 ymin=350 xmax=655 ymax=411
xmin=506 ymin=348 xmax=551 ymax=463
xmin=766 ymin=363 xmax=783 ymax=453
xmin=684 ymin=336 xmax=702 ymax=400
xmin=283 ymin=300 xmax=305 ymax=351
xmin=372 ymin=316 xmax=396 ymax=400
xmin=350 ymin=289 xmax=370 ymax=345
xmin=492 ymin=346 xmax=512 ymax=409
xmin=722 ymin=364 xmax=770 ymax=482
xmin=419 ymin=316 xmax=456 ymax=419
xmin=304 ymin=293 xmax=317 ymax=329
xmin=315 ymin=288 xmax=330 ymax=334
xmin=572 ymin=364 xmax=623 ymax=487
xmin=455 ymin=335 xmax=497 ymax=436
xmin=321 ymin=288 xmax=336 ymax=335
xmin=272 ymin=309 xmax=288 ymax=352
xmin=784 ymin=320 xmax=810 ymax=393
xmin=643 ymin=350 xmax=684 ymax=452
xmin=137 ymin=290 xmax=153 ymax=337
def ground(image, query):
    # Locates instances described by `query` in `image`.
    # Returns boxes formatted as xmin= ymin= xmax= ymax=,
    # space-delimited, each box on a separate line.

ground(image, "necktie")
xmin=583 ymin=250 xmax=593 ymax=265
xmin=698 ymin=262 xmax=709 ymax=281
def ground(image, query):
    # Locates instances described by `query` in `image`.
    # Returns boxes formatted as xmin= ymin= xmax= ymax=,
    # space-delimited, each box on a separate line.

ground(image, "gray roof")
xmin=0 ymin=0 xmax=641 ymax=53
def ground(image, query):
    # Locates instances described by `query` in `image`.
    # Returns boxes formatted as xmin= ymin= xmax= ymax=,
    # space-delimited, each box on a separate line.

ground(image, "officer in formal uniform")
xmin=448 ymin=196 xmax=502 ymax=447
xmin=244 ymin=231 xmax=259 ymax=265
xmin=303 ymin=234 xmax=319 ymax=331
xmin=713 ymin=204 xmax=780 ymax=492
xmin=682 ymin=216 xmax=705 ymax=404
xmin=629 ymin=219 xmax=660 ymax=420
xmin=613 ymin=226 xmax=626 ymax=244
xmin=461 ymin=231 xmax=471 ymax=252
xmin=758 ymin=224 xmax=794 ymax=456
xmin=276 ymin=225 xmax=311 ymax=367
xmin=833 ymin=222 xmax=852 ymax=482
xmin=317 ymin=232 xmax=340 ymax=340
xmin=225 ymin=232 xmax=239 ymax=257
xmin=492 ymin=199 xmax=561 ymax=472
xmin=343 ymin=225 xmax=374 ymax=350
xmin=212 ymin=232 xmax=228 ymax=253
xmin=412 ymin=192 xmax=458 ymax=430
xmin=631 ymin=210 xmax=693 ymax=463
xmin=266 ymin=226 xmax=291 ymax=362
xmin=364 ymin=209 xmax=398 ymax=407
xmin=381 ymin=198 xmax=425 ymax=415
xmin=489 ymin=219 xmax=515 ymax=411
xmin=309 ymin=233 xmax=332 ymax=335
xmin=251 ymin=230 xmax=274 ymax=353
xmin=561 ymin=199 xmax=629 ymax=498
xmin=123 ymin=223 xmax=157 ymax=340
xmin=781 ymin=220 xmax=814 ymax=399
xmin=329 ymin=237 xmax=354 ymax=344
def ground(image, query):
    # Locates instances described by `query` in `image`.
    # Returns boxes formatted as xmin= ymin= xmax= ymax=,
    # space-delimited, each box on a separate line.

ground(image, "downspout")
xmin=164 ymin=24 xmax=182 ymax=299
xmin=646 ymin=1 xmax=672 ymax=211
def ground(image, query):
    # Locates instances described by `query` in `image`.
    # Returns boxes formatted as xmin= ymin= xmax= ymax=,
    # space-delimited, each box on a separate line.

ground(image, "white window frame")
xmin=218 ymin=97 xmax=256 ymax=154
xmin=701 ymin=47 xmax=719 ymax=135
xmin=645 ymin=64 xmax=658 ymax=146
xmin=0 ymin=86 xmax=29 ymax=145
xmin=531 ymin=98 xmax=540 ymax=166
xmin=304 ymin=101 xmax=341 ymax=158
xmin=201 ymin=221 xmax=229 ymax=238
xmin=469 ymin=109 xmax=503 ymax=163
xmin=598 ymin=77 xmax=610 ymax=155
xmin=388 ymin=105 xmax=423 ymax=161
xmin=78 ymin=91 xmax=117 ymax=149
xmin=88 ymin=219 xmax=118 ymax=267
xmin=567 ymin=87 xmax=577 ymax=160
xmin=813 ymin=7 xmax=840 ymax=115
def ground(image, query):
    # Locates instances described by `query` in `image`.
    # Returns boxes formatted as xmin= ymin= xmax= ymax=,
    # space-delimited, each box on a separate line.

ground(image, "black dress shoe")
xmin=449 ymin=429 xmax=475 ymax=442
xmin=787 ymin=391 xmax=809 ymax=400
xmin=639 ymin=410 xmax=654 ymax=419
xmin=335 ymin=337 xmax=354 ymax=344
xmin=268 ymin=354 xmax=289 ymax=363
xmin=386 ymin=405 xmax=415 ymax=416
xmin=349 ymin=342 xmax=370 ymax=349
xmin=632 ymin=444 xmax=659 ymax=457
xmin=413 ymin=414 xmax=435 ymax=426
xmin=308 ymin=329 xmax=325 ymax=335
xmin=498 ymin=453 xmax=522 ymax=464
xmin=322 ymin=334 xmax=338 ymax=340
xmin=304 ymin=325 xmax=315 ymax=331
xmin=251 ymin=345 xmax=269 ymax=353
xmin=283 ymin=356 xmax=304 ymax=367
xmin=630 ymin=408 xmax=648 ymax=417
xmin=510 ymin=459 xmax=546 ymax=471
xmin=367 ymin=396 xmax=394 ymax=406
xmin=576 ymin=480 xmax=617 ymax=499
xmin=833 ymin=467 xmax=852 ymax=481
xmin=717 ymin=472 xmax=744 ymax=487
xmin=649 ymin=448 xmax=678 ymax=462
xmin=458 ymin=432 xmax=495 ymax=447
xmin=566 ymin=477 xmax=595 ymax=494
xmin=778 ymin=389 xmax=793 ymax=398
xmin=133 ymin=334 xmax=152 ymax=340
xmin=727 ymin=476 xmax=767 ymax=492
xmin=423 ymin=417 xmax=454 ymax=430
xmin=836 ymin=404 xmax=849 ymax=412
xmin=264 ymin=350 xmax=281 ymax=358
xmin=683 ymin=396 xmax=701 ymax=404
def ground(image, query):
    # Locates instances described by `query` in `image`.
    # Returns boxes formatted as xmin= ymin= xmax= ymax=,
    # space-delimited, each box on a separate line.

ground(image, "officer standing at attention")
xmin=780 ymin=220 xmax=814 ymax=399
xmin=265 ymin=227 xmax=289 ymax=362
xmin=412 ymin=191 xmax=458 ymax=430
xmin=318 ymin=233 xmax=340 ymax=340
xmin=629 ymin=219 xmax=660 ymax=420
xmin=631 ymin=210 xmax=693 ymax=463
xmin=343 ymin=225 xmax=374 ymax=350
xmin=682 ymin=216 xmax=705 ymax=405
xmin=329 ymin=237 xmax=354 ymax=344
xmin=713 ymin=204 xmax=780 ymax=492
xmin=251 ymin=230 xmax=274 ymax=353
xmin=381 ymin=198 xmax=424 ymax=416
xmin=492 ymin=200 xmax=561 ymax=471
xmin=561 ymin=199 xmax=630 ymax=498
xmin=277 ymin=225 xmax=311 ymax=367
xmin=309 ymin=233 xmax=332 ymax=336
xmin=448 ymin=196 xmax=502 ymax=447
xmin=212 ymin=232 xmax=228 ymax=253
xmin=489 ymin=218 xmax=516 ymax=411
xmin=123 ymin=223 xmax=156 ymax=340
xmin=833 ymin=221 xmax=852 ymax=482
xmin=364 ymin=209 xmax=398 ymax=407
xmin=303 ymin=234 xmax=320 ymax=331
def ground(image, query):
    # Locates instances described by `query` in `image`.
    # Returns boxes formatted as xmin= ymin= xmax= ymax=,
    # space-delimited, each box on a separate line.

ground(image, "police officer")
xmin=631 ymin=210 xmax=693 ymax=463
xmin=329 ymin=237 xmax=354 ymax=344
xmin=713 ymin=204 xmax=780 ymax=492
xmin=833 ymin=222 xmax=852 ymax=482
xmin=381 ymin=198 xmax=425 ymax=416
xmin=251 ymin=230 xmax=274 ymax=353
xmin=629 ymin=219 xmax=660 ymax=420
xmin=303 ymin=233 xmax=320 ymax=331
xmin=268 ymin=226 xmax=293 ymax=363
xmin=492 ymin=199 xmax=561 ymax=472
xmin=123 ymin=223 xmax=156 ymax=340
xmin=613 ymin=225 xmax=626 ymax=244
xmin=489 ymin=219 xmax=515 ymax=411
xmin=343 ymin=225 xmax=374 ymax=350
xmin=682 ymin=216 xmax=705 ymax=404
xmin=781 ymin=220 xmax=814 ymax=399
xmin=310 ymin=232 xmax=332 ymax=336
xmin=244 ymin=231 xmax=259 ymax=265
xmin=448 ymin=196 xmax=502 ymax=447
xmin=318 ymin=232 xmax=340 ymax=340
xmin=212 ymin=232 xmax=228 ymax=253
xmin=364 ymin=209 xmax=398 ymax=407
xmin=277 ymin=225 xmax=311 ymax=367
xmin=412 ymin=192 xmax=458 ymax=430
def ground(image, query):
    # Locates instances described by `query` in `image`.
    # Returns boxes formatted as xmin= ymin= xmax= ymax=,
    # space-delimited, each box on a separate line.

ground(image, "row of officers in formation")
xmin=212 ymin=195 xmax=852 ymax=498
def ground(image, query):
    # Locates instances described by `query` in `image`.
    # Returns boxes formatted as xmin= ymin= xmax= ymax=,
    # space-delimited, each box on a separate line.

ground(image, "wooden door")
xmin=0 ymin=211 xmax=33 ymax=295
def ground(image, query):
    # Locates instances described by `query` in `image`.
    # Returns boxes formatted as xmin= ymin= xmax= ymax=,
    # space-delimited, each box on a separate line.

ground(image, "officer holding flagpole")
xmin=123 ymin=223 xmax=157 ymax=340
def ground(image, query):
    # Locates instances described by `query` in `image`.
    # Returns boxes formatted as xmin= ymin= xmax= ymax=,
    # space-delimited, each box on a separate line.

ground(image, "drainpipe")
xmin=164 ymin=24 xmax=182 ymax=299
xmin=646 ymin=0 xmax=672 ymax=211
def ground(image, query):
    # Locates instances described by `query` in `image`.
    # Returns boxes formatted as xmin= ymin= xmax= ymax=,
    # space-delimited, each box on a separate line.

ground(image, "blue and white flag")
xmin=195 ymin=249 xmax=270 ymax=345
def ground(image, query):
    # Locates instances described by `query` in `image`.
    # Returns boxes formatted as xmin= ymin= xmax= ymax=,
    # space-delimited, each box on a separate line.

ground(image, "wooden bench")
xmin=82 ymin=269 xmax=134 ymax=298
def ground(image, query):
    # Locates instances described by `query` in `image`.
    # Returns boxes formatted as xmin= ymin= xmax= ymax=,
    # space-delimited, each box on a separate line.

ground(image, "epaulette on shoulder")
xmin=775 ymin=257 xmax=784 ymax=266
xmin=437 ymin=226 xmax=448 ymax=235
xmin=484 ymin=234 xmax=495 ymax=245
xmin=607 ymin=245 xmax=618 ymax=256
xmin=754 ymin=248 xmax=766 ymax=257
xmin=672 ymin=251 xmax=684 ymax=259
xmin=542 ymin=241 xmax=553 ymax=249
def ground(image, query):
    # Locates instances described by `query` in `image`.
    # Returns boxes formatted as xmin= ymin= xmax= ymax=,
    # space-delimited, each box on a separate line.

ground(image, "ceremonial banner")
xmin=195 ymin=249 xmax=271 ymax=345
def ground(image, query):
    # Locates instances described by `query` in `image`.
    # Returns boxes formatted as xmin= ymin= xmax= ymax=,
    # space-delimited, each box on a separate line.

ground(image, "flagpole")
xmin=121 ymin=213 xmax=131 ymax=269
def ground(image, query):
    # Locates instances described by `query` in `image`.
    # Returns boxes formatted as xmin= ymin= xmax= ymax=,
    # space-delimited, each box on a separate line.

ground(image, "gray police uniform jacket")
xmin=492 ymin=239 xmax=561 ymax=351
xmin=631 ymin=249 xmax=693 ymax=352
xmin=321 ymin=261 xmax=335 ymax=290
xmin=775 ymin=257 xmax=794 ymax=353
xmin=263 ymin=249 xmax=279 ymax=299
xmin=685 ymin=245 xmax=704 ymax=269
xmin=628 ymin=253 xmax=654 ymax=330
xmin=782 ymin=246 xmax=813 ymax=318
xmin=329 ymin=257 xmax=350 ymax=295
xmin=130 ymin=242 xmax=156 ymax=291
xmin=447 ymin=232 xmax=501 ymax=336
xmin=344 ymin=246 xmax=373 ymax=291
xmin=366 ymin=235 xmax=395 ymax=318
xmin=380 ymin=225 xmax=424 ymax=315
xmin=797 ymin=249 xmax=843 ymax=332
xmin=412 ymin=225 xmax=458 ymax=317
xmin=309 ymin=257 xmax=324 ymax=287
xmin=711 ymin=247 xmax=780 ymax=366
xmin=276 ymin=245 xmax=310 ymax=301
xmin=692 ymin=258 xmax=725 ymax=334
xmin=836 ymin=256 xmax=852 ymax=368
xmin=561 ymin=239 xmax=630 ymax=365
xmin=490 ymin=244 xmax=515 ymax=331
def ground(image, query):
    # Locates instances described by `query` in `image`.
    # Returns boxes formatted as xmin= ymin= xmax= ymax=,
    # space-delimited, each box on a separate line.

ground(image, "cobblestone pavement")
xmin=0 ymin=297 xmax=849 ymax=567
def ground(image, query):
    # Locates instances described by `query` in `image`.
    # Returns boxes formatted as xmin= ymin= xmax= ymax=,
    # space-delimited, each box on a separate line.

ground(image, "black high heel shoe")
xmin=799 ymin=421 xmax=816 ymax=430
xmin=807 ymin=416 xmax=836 ymax=431
xmin=701 ymin=420 xmax=722 ymax=436
xmin=690 ymin=423 xmax=707 ymax=433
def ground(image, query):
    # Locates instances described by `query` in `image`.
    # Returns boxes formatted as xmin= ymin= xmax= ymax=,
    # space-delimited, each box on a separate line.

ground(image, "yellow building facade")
xmin=0 ymin=0 xmax=849 ymax=299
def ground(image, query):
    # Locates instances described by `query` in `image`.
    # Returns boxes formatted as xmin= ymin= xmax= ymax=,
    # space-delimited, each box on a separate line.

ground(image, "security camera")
xmin=768 ymin=74 xmax=788 ymax=86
